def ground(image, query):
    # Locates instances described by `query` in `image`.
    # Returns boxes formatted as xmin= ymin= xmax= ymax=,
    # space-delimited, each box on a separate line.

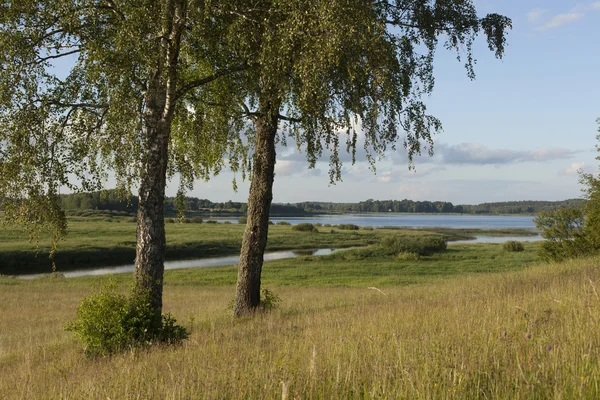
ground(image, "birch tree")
xmin=0 ymin=0 xmax=247 ymax=325
xmin=226 ymin=0 xmax=511 ymax=315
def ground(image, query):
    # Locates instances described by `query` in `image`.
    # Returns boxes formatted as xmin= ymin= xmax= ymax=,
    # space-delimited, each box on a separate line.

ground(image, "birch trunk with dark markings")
xmin=234 ymin=97 xmax=281 ymax=316
xmin=133 ymin=0 xmax=186 ymax=324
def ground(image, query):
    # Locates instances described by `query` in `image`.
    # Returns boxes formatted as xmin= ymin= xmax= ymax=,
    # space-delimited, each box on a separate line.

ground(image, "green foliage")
xmin=206 ymin=220 xmax=218 ymax=224
xmin=292 ymin=223 xmax=319 ymax=233
xmin=238 ymin=217 xmax=247 ymax=224
xmin=66 ymin=282 xmax=187 ymax=357
xmin=260 ymin=288 xmax=281 ymax=311
xmin=380 ymin=236 xmax=447 ymax=257
xmin=337 ymin=224 xmax=360 ymax=231
xmin=503 ymin=241 xmax=524 ymax=252
xmin=191 ymin=217 xmax=203 ymax=224
xmin=276 ymin=221 xmax=291 ymax=226
xmin=534 ymin=207 xmax=593 ymax=262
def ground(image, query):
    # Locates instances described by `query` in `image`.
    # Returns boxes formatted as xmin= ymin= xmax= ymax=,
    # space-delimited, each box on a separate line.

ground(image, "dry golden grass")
xmin=1 ymin=257 xmax=600 ymax=399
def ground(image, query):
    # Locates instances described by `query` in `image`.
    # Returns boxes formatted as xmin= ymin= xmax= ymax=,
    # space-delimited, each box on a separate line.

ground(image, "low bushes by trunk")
xmin=66 ymin=281 xmax=188 ymax=357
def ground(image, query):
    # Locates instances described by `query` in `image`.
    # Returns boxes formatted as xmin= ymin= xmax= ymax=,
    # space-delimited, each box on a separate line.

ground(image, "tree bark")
xmin=132 ymin=0 xmax=185 ymax=324
xmin=133 ymin=117 xmax=170 ymax=324
xmin=234 ymin=98 xmax=280 ymax=316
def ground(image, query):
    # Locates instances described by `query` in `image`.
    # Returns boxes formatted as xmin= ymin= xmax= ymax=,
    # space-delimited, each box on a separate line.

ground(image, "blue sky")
xmin=183 ymin=0 xmax=599 ymax=205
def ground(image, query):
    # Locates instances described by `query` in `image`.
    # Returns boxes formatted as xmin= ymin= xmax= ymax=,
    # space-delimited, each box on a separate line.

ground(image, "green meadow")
xmin=1 ymin=238 xmax=600 ymax=398
xmin=4 ymin=217 xmax=598 ymax=398
xmin=0 ymin=215 xmax=534 ymax=275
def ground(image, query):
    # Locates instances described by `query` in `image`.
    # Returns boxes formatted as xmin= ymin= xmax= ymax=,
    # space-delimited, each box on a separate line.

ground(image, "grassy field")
xmin=0 ymin=215 xmax=536 ymax=275
xmin=4 ymin=237 xmax=600 ymax=398
xmin=0 ymin=243 xmax=599 ymax=398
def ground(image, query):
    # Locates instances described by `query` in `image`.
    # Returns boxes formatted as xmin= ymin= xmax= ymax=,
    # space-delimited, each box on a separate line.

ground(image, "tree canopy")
xmin=0 ymin=0 xmax=246 ymax=240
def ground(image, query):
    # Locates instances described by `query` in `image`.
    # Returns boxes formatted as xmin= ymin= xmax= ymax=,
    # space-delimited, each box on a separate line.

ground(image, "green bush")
xmin=268 ymin=220 xmax=274 ymax=225
xmin=260 ymin=288 xmax=281 ymax=311
xmin=380 ymin=235 xmax=447 ymax=256
xmin=363 ymin=226 xmax=374 ymax=231
xmin=238 ymin=216 xmax=247 ymax=224
xmin=66 ymin=282 xmax=188 ymax=357
xmin=534 ymin=207 xmax=593 ymax=262
xmin=276 ymin=221 xmax=291 ymax=226
xmin=182 ymin=218 xmax=191 ymax=224
xmin=206 ymin=220 xmax=218 ymax=224
xmin=165 ymin=218 xmax=175 ymax=223
xmin=503 ymin=240 xmax=524 ymax=252
xmin=337 ymin=224 xmax=360 ymax=230
xmin=314 ymin=223 xmax=322 ymax=227
xmin=191 ymin=217 xmax=203 ymax=224
xmin=292 ymin=223 xmax=319 ymax=233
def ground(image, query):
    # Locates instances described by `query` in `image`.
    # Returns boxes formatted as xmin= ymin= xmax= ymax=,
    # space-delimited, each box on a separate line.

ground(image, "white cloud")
xmin=433 ymin=143 xmax=578 ymax=166
xmin=591 ymin=2 xmax=600 ymax=10
xmin=536 ymin=12 xmax=584 ymax=30
xmin=527 ymin=8 xmax=546 ymax=23
xmin=376 ymin=173 xmax=393 ymax=183
xmin=561 ymin=162 xmax=586 ymax=175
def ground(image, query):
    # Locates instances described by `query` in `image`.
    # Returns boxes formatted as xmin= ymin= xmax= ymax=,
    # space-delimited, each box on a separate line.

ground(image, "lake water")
xmin=216 ymin=214 xmax=536 ymax=229
xmin=18 ymin=249 xmax=338 ymax=280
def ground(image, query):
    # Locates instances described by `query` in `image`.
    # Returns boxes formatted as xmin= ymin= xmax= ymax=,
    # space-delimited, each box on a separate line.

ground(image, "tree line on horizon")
xmin=56 ymin=189 xmax=583 ymax=216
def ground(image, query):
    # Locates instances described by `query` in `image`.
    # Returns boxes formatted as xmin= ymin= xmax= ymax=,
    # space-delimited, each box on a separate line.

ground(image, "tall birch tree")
xmin=0 ymin=0 xmax=247 ymax=324
xmin=225 ymin=0 xmax=512 ymax=315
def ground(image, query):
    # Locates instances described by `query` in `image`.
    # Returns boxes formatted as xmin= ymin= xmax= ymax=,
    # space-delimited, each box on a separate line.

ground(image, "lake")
xmin=217 ymin=214 xmax=536 ymax=229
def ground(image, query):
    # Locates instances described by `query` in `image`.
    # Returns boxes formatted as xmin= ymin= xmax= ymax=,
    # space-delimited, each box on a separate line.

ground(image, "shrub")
xmin=268 ymin=220 xmax=274 ymax=225
xmin=165 ymin=218 xmax=175 ymax=223
xmin=238 ymin=216 xmax=247 ymax=224
xmin=503 ymin=240 xmax=524 ymax=252
xmin=292 ymin=223 xmax=319 ymax=233
xmin=323 ymin=224 xmax=331 ymax=227
xmin=337 ymin=224 xmax=360 ymax=230
xmin=276 ymin=221 xmax=291 ymax=226
xmin=363 ymin=226 xmax=374 ymax=231
xmin=534 ymin=207 xmax=593 ymax=261
xmin=380 ymin=235 xmax=447 ymax=256
xmin=66 ymin=282 xmax=188 ymax=357
xmin=191 ymin=217 xmax=203 ymax=224
xmin=314 ymin=223 xmax=322 ymax=227
xmin=206 ymin=220 xmax=218 ymax=224
xmin=182 ymin=218 xmax=191 ymax=223
xmin=260 ymin=288 xmax=281 ymax=311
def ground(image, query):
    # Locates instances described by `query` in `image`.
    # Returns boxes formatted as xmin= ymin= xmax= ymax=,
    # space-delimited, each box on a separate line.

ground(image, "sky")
xmin=60 ymin=1 xmax=599 ymax=206
xmin=179 ymin=0 xmax=600 ymax=205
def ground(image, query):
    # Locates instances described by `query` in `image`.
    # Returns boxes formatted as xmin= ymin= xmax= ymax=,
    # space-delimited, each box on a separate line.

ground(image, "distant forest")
xmin=57 ymin=189 xmax=585 ymax=216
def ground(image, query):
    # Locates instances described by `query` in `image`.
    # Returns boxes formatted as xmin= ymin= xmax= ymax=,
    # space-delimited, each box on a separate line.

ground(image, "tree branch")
xmin=277 ymin=114 xmax=301 ymax=123
xmin=174 ymin=62 xmax=248 ymax=102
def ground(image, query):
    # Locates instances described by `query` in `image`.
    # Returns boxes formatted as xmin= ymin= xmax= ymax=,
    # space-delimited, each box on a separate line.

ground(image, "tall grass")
xmin=1 ymin=254 xmax=599 ymax=398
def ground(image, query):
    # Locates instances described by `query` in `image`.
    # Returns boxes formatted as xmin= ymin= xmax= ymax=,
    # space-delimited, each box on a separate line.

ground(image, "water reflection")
xmin=450 ymin=235 xmax=542 ymax=245
xmin=16 ymin=235 xmax=541 ymax=280
xmin=18 ymin=248 xmax=338 ymax=280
